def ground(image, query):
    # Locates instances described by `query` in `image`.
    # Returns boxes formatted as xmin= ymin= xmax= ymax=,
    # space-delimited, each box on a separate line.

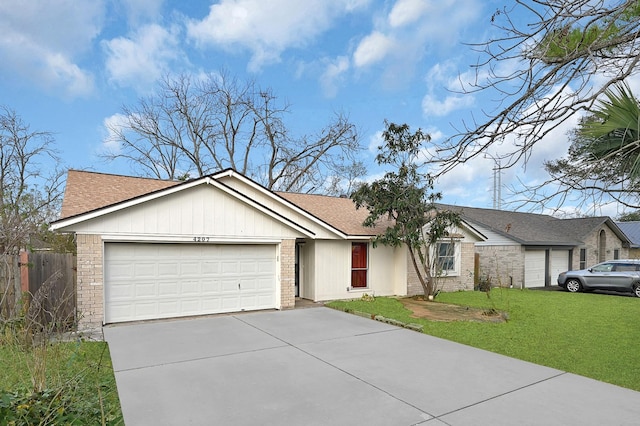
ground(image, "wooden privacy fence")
xmin=0 ymin=255 xmax=20 ymax=319
xmin=0 ymin=252 xmax=76 ymax=330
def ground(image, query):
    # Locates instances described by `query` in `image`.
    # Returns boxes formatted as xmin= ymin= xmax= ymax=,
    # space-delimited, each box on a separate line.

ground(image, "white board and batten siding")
xmin=104 ymin=243 xmax=277 ymax=323
xmin=69 ymin=185 xmax=304 ymax=240
xmin=79 ymin=185 xmax=307 ymax=324
xmin=310 ymin=240 xmax=402 ymax=301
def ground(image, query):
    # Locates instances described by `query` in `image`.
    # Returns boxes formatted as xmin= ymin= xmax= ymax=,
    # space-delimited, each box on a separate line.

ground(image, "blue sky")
xmin=1 ymin=0 xmax=621 ymax=216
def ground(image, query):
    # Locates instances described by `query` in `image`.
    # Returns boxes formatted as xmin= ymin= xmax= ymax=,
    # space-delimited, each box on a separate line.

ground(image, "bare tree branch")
xmin=437 ymin=0 xmax=640 ymax=178
xmin=103 ymin=71 xmax=363 ymax=192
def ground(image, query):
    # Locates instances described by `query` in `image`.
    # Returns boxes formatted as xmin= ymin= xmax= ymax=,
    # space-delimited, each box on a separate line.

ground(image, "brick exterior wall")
xmin=629 ymin=248 xmax=640 ymax=259
xmin=406 ymin=241 xmax=476 ymax=295
xmin=476 ymin=245 xmax=524 ymax=288
xmin=571 ymin=226 xmax=629 ymax=270
xmin=280 ymin=239 xmax=296 ymax=309
xmin=76 ymin=234 xmax=104 ymax=330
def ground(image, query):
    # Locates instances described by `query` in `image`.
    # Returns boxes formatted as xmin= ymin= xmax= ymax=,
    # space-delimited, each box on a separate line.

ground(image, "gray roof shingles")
xmin=441 ymin=204 xmax=620 ymax=246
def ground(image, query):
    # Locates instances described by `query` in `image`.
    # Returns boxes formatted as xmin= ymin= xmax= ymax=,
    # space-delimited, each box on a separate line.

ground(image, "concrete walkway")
xmin=104 ymin=307 xmax=640 ymax=425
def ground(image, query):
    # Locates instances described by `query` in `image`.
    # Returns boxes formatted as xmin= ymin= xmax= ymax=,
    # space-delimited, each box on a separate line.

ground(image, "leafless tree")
xmin=104 ymin=71 xmax=362 ymax=193
xmin=437 ymin=1 xmax=640 ymax=180
xmin=0 ymin=106 xmax=65 ymax=254
xmin=0 ymin=106 xmax=65 ymax=318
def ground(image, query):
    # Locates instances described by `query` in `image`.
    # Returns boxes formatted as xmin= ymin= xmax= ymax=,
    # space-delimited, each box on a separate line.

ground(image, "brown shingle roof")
xmin=60 ymin=170 xmax=180 ymax=219
xmin=277 ymin=192 xmax=392 ymax=236
xmin=59 ymin=170 xmax=388 ymax=236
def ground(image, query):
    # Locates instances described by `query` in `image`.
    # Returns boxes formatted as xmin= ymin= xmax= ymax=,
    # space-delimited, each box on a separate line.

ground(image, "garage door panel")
xmin=134 ymin=263 xmax=158 ymax=279
xmin=550 ymin=250 xmax=570 ymax=282
xmin=178 ymin=299 xmax=200 ymax=314
xmin=158 ymin=282 xmax=180 ymax=296
xmin=134 ymin=282 xmax=157 ymax=297
xmin=159 ymin=262 xmax=179 ymax=275
xmin=136 ymin=302 xmax=159 ymax=317
xmin=105 ymin=243 xmax=276 ymax=323
xmin=202 ymin=261 xmax=220 ymax=274
xmin=108 ymin=304 xmax=133 ymax=320
xmin=525 ymin=251 xmax=546 ymax=288
xmin=181 ymin=281 xmax=201 ymax=295
xmin=201 ymin=280 xmax=221 ymax=294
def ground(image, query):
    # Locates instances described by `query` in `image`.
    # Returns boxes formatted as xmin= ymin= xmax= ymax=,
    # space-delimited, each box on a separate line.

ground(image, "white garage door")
xmin=524 ymin=250 xmax=546 ymax=288
xmin=550 ymin=250 xmax=570 ymax=285
xmin=104 ymin=243 xmax=276 ymax=323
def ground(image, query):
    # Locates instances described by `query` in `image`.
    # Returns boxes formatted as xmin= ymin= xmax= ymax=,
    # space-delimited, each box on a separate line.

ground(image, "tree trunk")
xmin=407 ymin=245 xmax=434 ymax=298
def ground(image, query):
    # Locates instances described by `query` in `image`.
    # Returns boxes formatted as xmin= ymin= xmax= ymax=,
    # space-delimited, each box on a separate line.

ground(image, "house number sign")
xmin=193 ymin=236 xmax=211 ymax=242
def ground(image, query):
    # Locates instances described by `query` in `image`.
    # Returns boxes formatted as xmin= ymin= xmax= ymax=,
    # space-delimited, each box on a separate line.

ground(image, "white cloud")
xmin=0 ymin=0 xmax=103 ymax=97
xmin=100 ymin=113 xmax=130 ymax=155
xmin=422 ymin=93 xmax=474 ymax=117
xmin=186 ymin=0 xmax=369 ymax=72
xmin=433 ymin=153 xmax=492 ymax=205
xmin=388 ymin=0 xmax=429 ymax=27
xmin=353 ymin=31 xmax=396 ymax=68
xmin=320 ymin=56 xmax=350 ymax=98
xmin=103 ymin=24 xmax=184 ymax=90
xmin=45 ymin=53 xmax=96 ymax=97
xmin=118 ymin=0 xmax=165 ymax=25
xmin=367 ymin=130 xmax=384 ymax=153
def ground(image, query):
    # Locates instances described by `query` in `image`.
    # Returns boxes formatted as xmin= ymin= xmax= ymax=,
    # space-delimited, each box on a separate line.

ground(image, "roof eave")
xmin=51 ymin=177 xmax=207 ymax=230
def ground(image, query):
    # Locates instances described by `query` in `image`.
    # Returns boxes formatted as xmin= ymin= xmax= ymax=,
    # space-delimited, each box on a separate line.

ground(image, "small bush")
xmin=476 ymin=275 xmax=492 ymax=293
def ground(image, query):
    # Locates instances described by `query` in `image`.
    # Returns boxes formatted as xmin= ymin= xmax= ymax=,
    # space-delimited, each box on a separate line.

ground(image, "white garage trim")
xmin=104 ymin=243 xmax=277 ymax=323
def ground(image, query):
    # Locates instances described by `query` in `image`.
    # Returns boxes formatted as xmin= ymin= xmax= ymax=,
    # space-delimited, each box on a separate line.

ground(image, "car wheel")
xmin=634 ymin=283 xmax=640 ymax=298
xmin=565 ymin=279 xmax=582 ymax=293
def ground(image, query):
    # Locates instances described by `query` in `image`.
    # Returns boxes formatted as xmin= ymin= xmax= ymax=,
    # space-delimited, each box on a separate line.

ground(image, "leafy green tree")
xmin=544 ymin=83 xmax=640 ymax=208
xmin=617 ymin=211 xmax=640 ymax=221
xmin=351 ymin=122 xmax=460 ymax=298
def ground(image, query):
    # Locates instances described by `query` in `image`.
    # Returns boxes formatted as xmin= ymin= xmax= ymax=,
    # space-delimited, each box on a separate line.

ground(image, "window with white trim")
xmin=435 ymin=240 xmax=461 ymax=276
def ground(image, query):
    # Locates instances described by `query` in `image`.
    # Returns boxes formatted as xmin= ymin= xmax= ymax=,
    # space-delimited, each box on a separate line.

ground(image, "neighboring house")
xmin=51 ymin=170 xmax=484 ymax=329
xmin=443 ymin=205 xmax=631 ymax=288
xmin=615 ymin=221 xmax=640 ymax=259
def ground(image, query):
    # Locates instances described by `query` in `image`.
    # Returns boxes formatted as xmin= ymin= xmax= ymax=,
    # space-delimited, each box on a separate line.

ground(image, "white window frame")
xmin=433 ymin=240 xmax=461 ymax=277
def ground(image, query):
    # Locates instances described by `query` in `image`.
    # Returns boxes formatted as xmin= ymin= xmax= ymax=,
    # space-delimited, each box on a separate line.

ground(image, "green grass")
xmin=0 ymin=337 xmax=123 ymax=425
xmin=327 ymin=289 xmax=640 ymax=391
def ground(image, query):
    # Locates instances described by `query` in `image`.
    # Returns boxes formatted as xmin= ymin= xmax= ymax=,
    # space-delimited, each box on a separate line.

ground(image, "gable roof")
xmin=55 ymin=170 xmax=481 ymax=240
xmin=60 ymin=170 xmax=180 ymax=219
xmin=443 ymin=204 xmax=630 ymax=246
xmin=55 ymin=170 xmax=386 ymax=238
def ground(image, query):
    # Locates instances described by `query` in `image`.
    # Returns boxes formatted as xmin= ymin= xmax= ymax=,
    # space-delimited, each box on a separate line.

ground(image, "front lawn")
xmin=0 ymin=336 xmax=123 ymax=425
xmin=327 ymin=289 xmax=640 ymax=391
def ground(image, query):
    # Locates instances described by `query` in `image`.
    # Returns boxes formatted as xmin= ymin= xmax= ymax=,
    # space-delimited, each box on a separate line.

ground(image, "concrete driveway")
xmin=104 ymin=307 xmax=640 ymax=425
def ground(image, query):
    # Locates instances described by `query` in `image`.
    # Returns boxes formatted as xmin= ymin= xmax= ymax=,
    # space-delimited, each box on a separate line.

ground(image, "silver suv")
xmin=557 ymin=259 xmax=640 ymax=297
